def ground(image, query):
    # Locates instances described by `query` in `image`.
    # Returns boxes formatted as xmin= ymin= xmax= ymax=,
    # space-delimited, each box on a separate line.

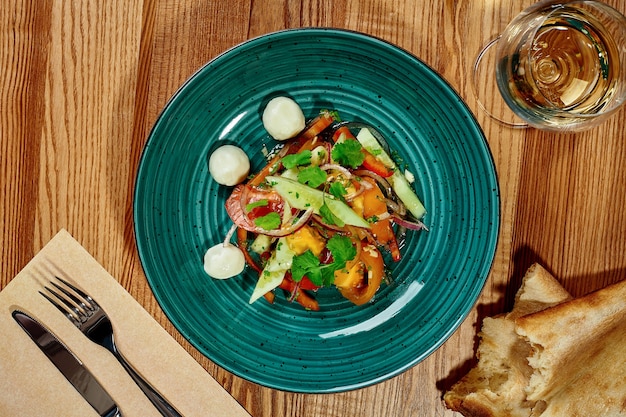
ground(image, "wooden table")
xmin=2 ymin=1 xmax=625 ymax=416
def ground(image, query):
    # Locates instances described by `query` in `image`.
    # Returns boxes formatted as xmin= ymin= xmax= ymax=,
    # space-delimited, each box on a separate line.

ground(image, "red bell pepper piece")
xmin=279 ymin=274 xmax=320 ymax=311
xmin=362 ymin=152 xmax=394 ymax=178
xmin=236 ymin=228 xmax=263 ymax=274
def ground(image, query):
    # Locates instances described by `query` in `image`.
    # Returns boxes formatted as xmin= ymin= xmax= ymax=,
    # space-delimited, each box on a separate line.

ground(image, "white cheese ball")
xmin=209 ymin=145 xmax=250 ymax=186
xmin=262 ymin=96 xmax=306 ymax=140
xmin=203 ymin=243 xmax=245 ymax=279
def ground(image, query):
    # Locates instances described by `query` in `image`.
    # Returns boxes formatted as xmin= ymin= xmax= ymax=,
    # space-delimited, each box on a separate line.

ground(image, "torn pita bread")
xmin=443 ymin=264 xmax=572 ymax=417
xmin=444 ymin=263 xmax=626 ymax=417
xmin=515 ymin=277 xmax=626 ymax=417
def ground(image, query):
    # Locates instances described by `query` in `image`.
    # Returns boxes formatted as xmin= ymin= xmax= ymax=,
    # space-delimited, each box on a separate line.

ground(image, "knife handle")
xmin=114 ymin=351 xmax=182 ymax=417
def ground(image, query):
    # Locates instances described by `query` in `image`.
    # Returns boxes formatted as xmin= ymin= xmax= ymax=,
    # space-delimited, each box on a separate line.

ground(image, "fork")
xmin=40 ymin=277 xmax=182 ymax=417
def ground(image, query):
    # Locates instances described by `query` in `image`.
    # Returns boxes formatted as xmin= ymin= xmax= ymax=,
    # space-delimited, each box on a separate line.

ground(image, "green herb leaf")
xmin=323 ymin=235 xmax=358 ymax=286
xmin=323 ymin=109 xmax=341 ymax=122
xmin=319 ymin=268 xmax=335 ymax=287
xmin=326 ymin=234 xmax=356 ymax=268
xmin=328 ymin=182 xmax=347 ymax=200
xmin=297 ymin=166 xmax=327 ymax=188
xmin=291 ymin=250 xmax=322 ymax=285
xmin=245 ymin=199 xmax=269 ymax=211
xmin=254 ymin=212 xmax=281 ymax=230
xmin=282 ymin=150 xmax=312 ymax=169
xmin=331 ymin=139 xmax=365 ymax=168
xmin=367 ymin=215 xmax=380 ymax=223
xmin=290 ymin=235 xmax=358 ymax=287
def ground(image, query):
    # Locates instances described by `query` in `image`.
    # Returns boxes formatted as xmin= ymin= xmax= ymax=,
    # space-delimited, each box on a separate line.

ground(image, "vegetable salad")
xmin=208 ymin=101 xmax=427 ymax=310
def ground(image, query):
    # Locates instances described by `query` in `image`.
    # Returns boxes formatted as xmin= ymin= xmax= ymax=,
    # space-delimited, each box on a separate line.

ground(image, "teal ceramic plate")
xmin=134 ymin=28 xmax=499 ymax=393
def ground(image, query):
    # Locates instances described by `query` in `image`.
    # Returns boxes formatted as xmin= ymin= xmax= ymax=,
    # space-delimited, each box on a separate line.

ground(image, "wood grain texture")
xmin=2 ymin=0 xmax=625 ymax=416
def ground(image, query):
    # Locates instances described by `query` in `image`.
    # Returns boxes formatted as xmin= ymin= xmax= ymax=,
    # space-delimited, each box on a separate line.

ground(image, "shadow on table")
xmin=436 ymin=244 xmax=626 ymax=395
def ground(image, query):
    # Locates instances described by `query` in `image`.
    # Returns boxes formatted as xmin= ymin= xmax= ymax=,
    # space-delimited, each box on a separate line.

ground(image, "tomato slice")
xmin=335 ymin=244 xmax=384 ymax=305
xmin=246 ymin=200 xmax=284 ymax=221
xmin=358 ymin=177 xmax=400 ymax=260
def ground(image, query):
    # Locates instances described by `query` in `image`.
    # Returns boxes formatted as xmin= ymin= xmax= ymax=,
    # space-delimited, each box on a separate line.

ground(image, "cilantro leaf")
xmin=297 ymin=166 xmax=327 ymax=188
xmin=290 ymin=235 xmax=358 ymax=288
xmin=291 ymin=250 xmax=322 ymax=285
xmin=328 ymin=182 xmax=347 ymax=200
xmin=245 ymin=199 xmax=269 ymax=211
xmin=326 ymin=234 xmax=356 ymax=268
xmin=254 ymin=212 xmax=281 ymax=230
xmin=331 ymin=139 xmax=365 ymax=168
xmin=282 ymin=150 xmax=312 ymax=169
xmin=320 ymin=268 xmax=336 ymax=287
xmin=324 ymin=235 xmax=357 ymax=286
xmin=322 ymin=235 xmax=358 ymax=286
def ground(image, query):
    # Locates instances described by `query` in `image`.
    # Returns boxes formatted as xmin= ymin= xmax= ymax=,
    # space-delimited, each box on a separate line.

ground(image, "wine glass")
xmin=473 ymin=0 xmax=626 ymax=131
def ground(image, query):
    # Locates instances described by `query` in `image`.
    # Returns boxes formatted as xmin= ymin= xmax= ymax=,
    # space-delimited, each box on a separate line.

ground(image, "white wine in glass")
xmin=481 ymin=0 xmax=626 ymax=131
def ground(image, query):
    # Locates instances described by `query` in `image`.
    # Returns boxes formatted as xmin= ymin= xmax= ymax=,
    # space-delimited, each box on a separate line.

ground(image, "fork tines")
xmin=39 ymin=277 xmax=96 ymax=327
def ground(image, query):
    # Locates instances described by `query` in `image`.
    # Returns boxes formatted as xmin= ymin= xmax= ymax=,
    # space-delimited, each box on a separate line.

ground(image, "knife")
xmin=12 ymin=310 xmax=122 ymax=417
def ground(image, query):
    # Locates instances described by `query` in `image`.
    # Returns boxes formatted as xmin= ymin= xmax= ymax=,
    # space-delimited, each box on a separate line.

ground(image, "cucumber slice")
xmin=389 ymin=170 xmax=426 ymax=219
xmin=356 ymin=128 xmax=426 ymax=219
xmin=266 ymin=176 xmax=370 ymax=229
xmin=356 ymin=128 xmax=396 ymax=167
xmin=250 ymin=233 xmax=273 ymax=254
xmin=249 ymin=237 xmax=294 ymax=303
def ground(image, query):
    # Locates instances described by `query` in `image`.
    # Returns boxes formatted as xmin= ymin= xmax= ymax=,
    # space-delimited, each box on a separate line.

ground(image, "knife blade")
xmin=12 ymin=310 xmax=122 ymax=417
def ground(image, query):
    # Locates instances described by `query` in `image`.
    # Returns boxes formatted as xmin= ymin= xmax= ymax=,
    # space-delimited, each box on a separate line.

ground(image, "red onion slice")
xmin=392 ymin=215 xmax=429 ymax=231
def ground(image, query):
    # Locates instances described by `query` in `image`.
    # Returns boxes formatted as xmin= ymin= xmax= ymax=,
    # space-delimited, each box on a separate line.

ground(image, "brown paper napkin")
xmin=0 ymin=229 xmax=251 ymax=417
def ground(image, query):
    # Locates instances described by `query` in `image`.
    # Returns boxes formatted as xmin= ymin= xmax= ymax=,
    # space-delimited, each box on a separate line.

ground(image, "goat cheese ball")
xmin=209 ymin=144 xmax=250 ymax=186
xmin=262 ymin=96 xmax=306 ymax=140
xmin=203 ymin=243 xmax=245 ymax=279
